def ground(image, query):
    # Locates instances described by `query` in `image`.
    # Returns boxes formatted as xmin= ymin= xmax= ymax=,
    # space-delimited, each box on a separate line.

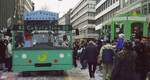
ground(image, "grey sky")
xmin=32 ymin=0 xmax=80 ymax=17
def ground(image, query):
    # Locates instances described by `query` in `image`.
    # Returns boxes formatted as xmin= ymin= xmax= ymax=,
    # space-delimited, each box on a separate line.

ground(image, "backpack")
xmin=102 ymin=48 xmax=114 ymax=64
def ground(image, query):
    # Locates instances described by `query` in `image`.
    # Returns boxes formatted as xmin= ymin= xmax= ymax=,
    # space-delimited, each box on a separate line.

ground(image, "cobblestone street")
xmin=0 ymin=67 xmax=103 ymax=80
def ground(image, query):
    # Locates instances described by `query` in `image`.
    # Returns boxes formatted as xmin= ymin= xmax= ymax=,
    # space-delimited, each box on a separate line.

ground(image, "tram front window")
xmin=14 ymin=30 xmax=70 ymax=49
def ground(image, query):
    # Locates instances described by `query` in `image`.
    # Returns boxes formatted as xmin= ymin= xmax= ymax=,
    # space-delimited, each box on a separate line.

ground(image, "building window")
xmin=88 ymin=20 xmax=95 ymax=24
xmin=143 ymin=4 xmax=148 ymax=15
xmin=110 ymin=0 xmax=112 ymax=5
xmin=88 ymin=4 xmax=95 ymax=9
xmin=88 ymin=12 xmax=95 ymax=17
xmin=108 ymin=0 xmax=111 ymax=7
xmin=88 ymin=28 xmax=95 ymax=33
xmin=96 ymin=0 xmax=101 ymax=4
xmin=113 ymin=0 xmax=115 ymax=3
xmin=149 ymin=3 xmax=150 ymax=13
xmin=106 ymin=0 xmax=108 ymax=8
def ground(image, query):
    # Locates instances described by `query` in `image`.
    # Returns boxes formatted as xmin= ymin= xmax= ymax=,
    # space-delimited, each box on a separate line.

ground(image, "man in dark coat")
xmin=134 ymin=38 xmax=149 ymax=80
xmin=85 ymin=40 xmax=99 ymax=79
xmin=116 ymin=34 xmax=124 ymax=51
xmin=0 ymin=39 xmax=7 ymax=70
xmin=73 ymin=41 xmax=79 ymax=68
xmin=111 ymin=41 xmax=137 ymax=80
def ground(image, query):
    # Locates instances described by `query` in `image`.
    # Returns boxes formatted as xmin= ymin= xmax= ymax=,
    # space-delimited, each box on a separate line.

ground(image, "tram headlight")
xmin=22 ymin=54 xmax=27 ymax=59
xmin=59 ymin=53 xmax=64 ymax=58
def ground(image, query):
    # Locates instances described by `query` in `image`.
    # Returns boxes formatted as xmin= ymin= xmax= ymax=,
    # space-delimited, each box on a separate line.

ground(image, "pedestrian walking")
xmin=134 ymin=37 xmax=149 ymax=80
xmin=146 ymin=37 xmax=150 ymax=79
xmin=78 ymin=40 xmax=87 ymax=70
xmin=96 ymin=39 xmax=103 ymax=70
xmin=116 ymin=33 xmax=125 ymax=52
xmin=73 ymin=41 xmax=79 ymax=68
xmin=96 ymin=39 xmax=103 ymax=53
xmin=111 ymin=41 xmax=137 ymax=80
xmin=98 ymin=41 xmax=114 ymax=80
xmin=143 ymin=37 xmax=150 ymax=73
xmin=0 ymin=39 xmax=7 ymax=71
xmin=4 ymin=33 xmax=13 ymax=72
xmin=84 ymin=40 xmax=99 ymax=80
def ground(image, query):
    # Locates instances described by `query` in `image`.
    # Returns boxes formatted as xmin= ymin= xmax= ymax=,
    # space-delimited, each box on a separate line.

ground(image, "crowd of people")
xmin=72 ymin=34 xmax=150 ymax=80
xmin=0 ymin=30 xmax=12 ymax=72
xmin=0 ymin=30 xmax=150 ymax=80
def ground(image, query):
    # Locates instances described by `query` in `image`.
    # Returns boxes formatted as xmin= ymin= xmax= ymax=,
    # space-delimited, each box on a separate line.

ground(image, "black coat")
xmin=143 ymin=41 xmax=150 ymax=72
xmin=73 ymin=43 xmax=79 ymax=57
xmin=84 ymin=43 xmax=99 ymax=63
xmin=134 ymin=42 xmax=149 ymax=73
xmin=0 ymin=40 xmax=6 ymax=63
xmin=111 ymin=49 xmax=137 ymax=80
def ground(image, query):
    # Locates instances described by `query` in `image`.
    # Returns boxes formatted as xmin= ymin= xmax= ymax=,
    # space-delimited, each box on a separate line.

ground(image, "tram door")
xmin=115 ymin=24 xmax=124 ymax=38
xmin=131 ymin=23 xmax=143 ymax=39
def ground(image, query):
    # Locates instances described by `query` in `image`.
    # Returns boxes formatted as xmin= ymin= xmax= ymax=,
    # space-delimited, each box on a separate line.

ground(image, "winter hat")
xmin=119 ymin=33 xmax=124 ymax=38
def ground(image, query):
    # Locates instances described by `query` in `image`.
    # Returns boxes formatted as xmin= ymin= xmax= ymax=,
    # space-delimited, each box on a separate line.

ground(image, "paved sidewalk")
xmin=0 ymin=72 xmax=18 ymax=80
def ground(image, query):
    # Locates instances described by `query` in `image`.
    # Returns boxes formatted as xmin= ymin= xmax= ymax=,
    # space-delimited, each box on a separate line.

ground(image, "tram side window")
xmin=15 ymin=32 xmax=24 ymax=48
xmin=62 ymin=35 xmax=69 ymax=47
xmin=14 ymin=31 xmax=70 ymax=49
xmin=131 ymin=23 xmax=143 ymax=39
xmin=51 ymin=31 xmax=69 ymax=48
xmin=24 ymin=32 xmax=32 ymax=48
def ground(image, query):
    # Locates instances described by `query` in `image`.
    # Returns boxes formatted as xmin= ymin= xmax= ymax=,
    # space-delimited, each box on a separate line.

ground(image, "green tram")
xmin=110 ymin=11 xmax=148 ymax=41
xmin=12 ymin=24 xmax=73 ymax=72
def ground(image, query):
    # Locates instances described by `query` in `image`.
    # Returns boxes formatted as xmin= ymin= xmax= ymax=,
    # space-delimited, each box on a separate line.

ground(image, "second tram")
xmin=12 ymin=24 xmax=73 ymax=72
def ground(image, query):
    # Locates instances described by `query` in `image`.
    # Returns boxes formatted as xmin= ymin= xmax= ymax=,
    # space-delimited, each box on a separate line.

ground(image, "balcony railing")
xmin=123 ymin=0 xmax=140 ymax=8
xmin=116 ymin=0 xmax=144 ymax=16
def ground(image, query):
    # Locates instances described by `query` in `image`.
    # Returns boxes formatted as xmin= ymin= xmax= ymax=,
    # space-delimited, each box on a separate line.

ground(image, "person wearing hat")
xmin=4 ymin=31 xmax=12 ymax=71
xmin=116 ymin=33 xmax=125 ymax=52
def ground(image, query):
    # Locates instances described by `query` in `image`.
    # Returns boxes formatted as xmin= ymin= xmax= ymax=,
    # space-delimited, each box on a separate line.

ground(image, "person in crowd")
xmin=147 ymin=37 xmax=150 ymax=73
xmin=96 ymin=39 xmax=103 ymax=70
xmin=97 ymin=39 xmax=103 ymax=52
xmin=78 ymin=40 xmax=87 ymax=70
xmin=116 ymin=33 xmax=125 ymax=52
xmin=111 ymin=41 xmax=137 ymax=80
xmin=24 ymin=31 xmax=32 ymax=48
xmin=84 ymin=40 xmax=99 ymax=80
xmin=98 ymin=40 xmax=114 ymax=80
xmin=0 ymin=39 xmax=7 ymax=71
xmin=144 ymin=37 xmax=150 ymax=80
xmin=4 ymin=32 xmax=13 ymax=72
xmin=73 ymin=41 xmax=79 ymax=68
xmin=15 ymin=32 xmax=24 ymax=48
xmin=134 ymin=37 xmax=149 ymax=80
xmin=62 ymin=40 xmax=68 ymax=47
xmin=62 ymin=35 xmax=69 ymax=47
xmin=143 ymin=37 xmax=150 ymax=71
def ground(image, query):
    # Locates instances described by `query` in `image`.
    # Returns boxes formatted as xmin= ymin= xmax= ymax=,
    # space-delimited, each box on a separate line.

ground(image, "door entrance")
xmin=131 ymin=22 xmax=143 ymax=39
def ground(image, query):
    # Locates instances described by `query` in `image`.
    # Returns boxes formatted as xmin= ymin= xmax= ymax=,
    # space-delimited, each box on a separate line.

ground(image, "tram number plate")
xmin=35 ymin=63 xmax=52 ymax=67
